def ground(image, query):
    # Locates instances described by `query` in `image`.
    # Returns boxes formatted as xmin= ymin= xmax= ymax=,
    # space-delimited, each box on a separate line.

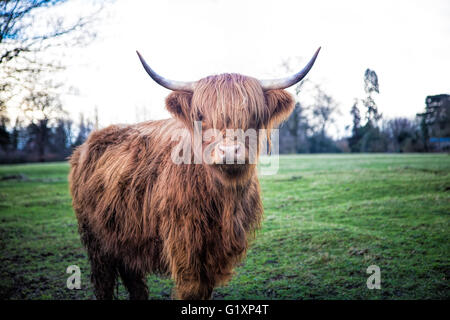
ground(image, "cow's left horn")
xmin=136 ymin=51 xmax=196 ymax=92
xmin=259 ymin=47 xmax=321 ymax=91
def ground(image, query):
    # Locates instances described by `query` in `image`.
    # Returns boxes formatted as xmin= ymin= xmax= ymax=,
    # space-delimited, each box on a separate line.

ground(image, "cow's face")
xmin=136 ymin=48 xmax=320 ymax=184
xmin=165 ymin=74 xmax=294 ymax=184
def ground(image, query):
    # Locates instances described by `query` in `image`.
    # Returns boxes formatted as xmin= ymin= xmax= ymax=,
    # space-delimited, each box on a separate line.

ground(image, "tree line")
xmin=278 ymin=68 xmax=450 ymax=154
xmin=0 ymin=112 xmax=93 ymax=163
xmin=1 ymin=67 xmax=448 ymax=163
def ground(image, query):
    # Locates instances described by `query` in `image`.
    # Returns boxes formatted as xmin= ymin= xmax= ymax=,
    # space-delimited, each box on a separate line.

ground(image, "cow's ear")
xmin=264 ymin=89 xmax=295 ymax=129
xmin=165 ymin=91 xmax=193 ymax=124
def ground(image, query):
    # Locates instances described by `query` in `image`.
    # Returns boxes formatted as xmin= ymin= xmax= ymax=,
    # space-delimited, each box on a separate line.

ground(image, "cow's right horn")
xmin=259 ymin=47 xmax=321 ymax=91
xmin=136 ymin=51 xmax=196 ymax=92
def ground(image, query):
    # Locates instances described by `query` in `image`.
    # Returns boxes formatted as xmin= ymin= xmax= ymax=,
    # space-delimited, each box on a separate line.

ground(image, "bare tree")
xmin=348 ymin=99 xmax=362 ymax=152
xmin=362 ymin=68 xmax=382 ymax=123
xmin=1 ymin=0 xmax=111 ymax=161
xmin=0 ymin=0 xmax=107 ymax=116
xmin=73 ymin=113 xmax=93 ymax=147
xmin=385 ymin=117 xmax=416 ymax=152
xmin=21 ymin=80 xmax=65 ymax=160
xmin=309 ymin=85 xmax=340 ymax=138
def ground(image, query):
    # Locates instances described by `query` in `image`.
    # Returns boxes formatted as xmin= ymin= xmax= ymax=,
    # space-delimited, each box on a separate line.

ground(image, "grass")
xmin=0 ymin=154 xmax=449 ymax=300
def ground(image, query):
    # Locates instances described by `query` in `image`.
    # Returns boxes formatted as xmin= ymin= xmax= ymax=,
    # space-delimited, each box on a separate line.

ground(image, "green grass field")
xmin=0 ymin=154 xmax=449 ymax=300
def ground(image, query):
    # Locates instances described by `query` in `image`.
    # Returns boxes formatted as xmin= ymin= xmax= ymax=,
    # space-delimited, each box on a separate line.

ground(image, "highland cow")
xmin=68 ymin=48 xmax=320 ymax=300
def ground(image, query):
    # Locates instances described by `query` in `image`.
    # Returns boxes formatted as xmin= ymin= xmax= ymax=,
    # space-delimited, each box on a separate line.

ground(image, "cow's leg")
xmin=79 ymin=222 xmax=117 ymax=300
xmin=174 ymin=275 xmax=214 ymax=300
xmin=89 ymin=254 xmax=117 ymax=300
xmin=118 ymin=264 xmax=149 ymax=300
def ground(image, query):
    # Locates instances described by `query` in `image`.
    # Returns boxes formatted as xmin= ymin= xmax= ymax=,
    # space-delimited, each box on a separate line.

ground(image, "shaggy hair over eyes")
xmin=191 ymin=74 xmax=269 ymax=131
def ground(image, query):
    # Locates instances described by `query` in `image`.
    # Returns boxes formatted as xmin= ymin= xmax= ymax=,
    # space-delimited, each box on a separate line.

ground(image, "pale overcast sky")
xmin=61 ymin=0 xmax=450 ymax=137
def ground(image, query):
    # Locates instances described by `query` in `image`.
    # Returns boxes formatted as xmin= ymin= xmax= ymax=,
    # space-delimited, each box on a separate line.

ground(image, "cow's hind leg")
xmin=174 ymin=275 xmax=214 ymax=300
xmin=80 ymin=222 xmax=118 ymax=300
xmin=90 ymin=254 xmax=117 ymax=300
xmin=118 ymin=264 xmax=149 ymax=300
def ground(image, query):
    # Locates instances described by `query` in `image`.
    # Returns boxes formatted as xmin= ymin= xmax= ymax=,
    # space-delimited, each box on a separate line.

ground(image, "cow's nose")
xmin=218 ymin=144 xmax=240 ymax=154
xmin=218 ymin=144 xmax=241 ymax=160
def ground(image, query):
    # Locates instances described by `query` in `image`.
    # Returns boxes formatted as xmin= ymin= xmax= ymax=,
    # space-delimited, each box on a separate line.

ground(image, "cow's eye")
xmin=197 ymin=112 xmax=204 ymax=121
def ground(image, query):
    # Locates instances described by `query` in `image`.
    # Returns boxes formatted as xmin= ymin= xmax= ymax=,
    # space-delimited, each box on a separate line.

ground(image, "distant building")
xmin=417 ymin=94 xmax=450 ymax=151
xmin=429 ymin=137 xmax=450 ymax=151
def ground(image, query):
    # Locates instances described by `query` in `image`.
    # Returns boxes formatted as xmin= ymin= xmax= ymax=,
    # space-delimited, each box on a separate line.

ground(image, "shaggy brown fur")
xmin=69 ymin=74 xmax=294 ymax=300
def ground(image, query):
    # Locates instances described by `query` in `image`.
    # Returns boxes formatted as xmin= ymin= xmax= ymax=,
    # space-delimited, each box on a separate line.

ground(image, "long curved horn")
xmin=136 ymin=51 xmax=196 ymax=92
xmin=260 ymin=47 xmax=321 ymax=91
